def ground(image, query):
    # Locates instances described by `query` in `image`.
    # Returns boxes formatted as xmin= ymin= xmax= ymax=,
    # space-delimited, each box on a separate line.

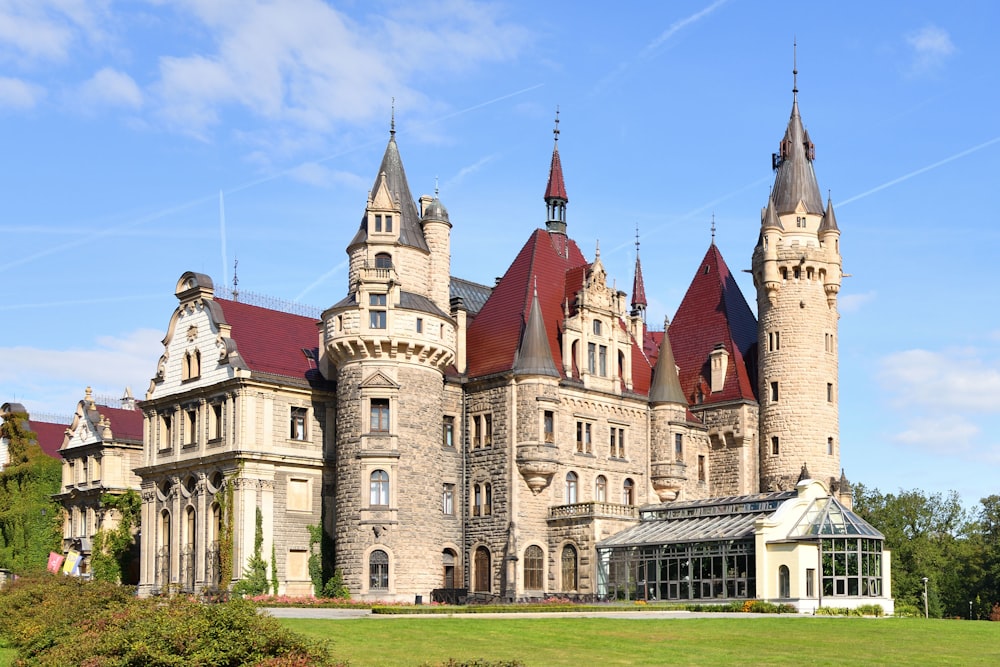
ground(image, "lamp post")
xmin=969 ymin=600 xmax=973 ymax=620
xmin=922 ymin=577 xmax=929 ymax=619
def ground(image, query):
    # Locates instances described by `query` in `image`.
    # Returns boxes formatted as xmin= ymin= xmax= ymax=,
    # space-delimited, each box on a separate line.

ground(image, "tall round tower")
xmin=323 ymin=126 xmax=460 ymax=601
xmin=752 ymin=65 xmax=843 ymax=492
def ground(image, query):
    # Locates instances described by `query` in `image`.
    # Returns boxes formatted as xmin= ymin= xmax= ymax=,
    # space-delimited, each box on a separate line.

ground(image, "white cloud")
xmin=905 ymin=25 xmax=955 ymax=76
xmin=0 ymin=1 xmax=110 ymax=64
xmin=150 ymin=0 xmax=530 ymax=140
xmin=0 ymin=328 xmax=163 ymax=414
xmin=0 ymin=76 xmax=44 ymax=109
xmin=78 ymin=67 xmax=143 ymax=110
xmin=839 ymin=290 xmax=876 ymax=313
xmin=879 ymin=348 xmax=1000 ymax=413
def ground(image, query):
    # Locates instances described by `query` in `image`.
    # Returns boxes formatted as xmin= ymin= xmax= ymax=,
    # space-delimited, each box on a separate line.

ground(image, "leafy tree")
xmin=90 ymin=489 xmax=141 ymax=583
xmin=0 ymin=409 xmax=62 ymax=572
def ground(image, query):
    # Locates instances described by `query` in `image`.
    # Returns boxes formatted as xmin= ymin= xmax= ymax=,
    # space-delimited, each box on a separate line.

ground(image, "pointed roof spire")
xmin=631 ymin=224 xmax=647 ymax=314
xmin=544 ymin=107 xmax=569 ymax=235
xmin=348 ymin=118 xmax=429 ymax=252
xmin=770 ymin=44 xmax=824 ymax=215
xmin=819 ymin=191 xmax=840 ymax=232
xmin=649 ymin=325 xmax=687 ymax=405
xmin=762 ymin=196 xmax=783 ymax=230
xmin=710 ymin=213 xmax=717 ymax=245
xmin=513 ymin=278 xmax=560 ymax=377
xmin=798 ymin=461 xmax=811 ymax=483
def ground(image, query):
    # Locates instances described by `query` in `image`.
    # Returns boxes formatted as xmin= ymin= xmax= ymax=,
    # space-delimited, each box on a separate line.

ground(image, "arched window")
xmin=185 ymin=506 xmax=196 ymax=549
xmin=369 ymin=549 xmax=389 ymax=590
xmin=561 ymin=544 xmax=577 ymax=592
xmin=158 ymin=510 xmax=171 ymax=586
xmin=595 ymin=475 xmax=607 ymax=502
xmin=370 ymin=470 xmax=389 ymax=506
xmin=374 ymin=252 xmax=393 ymax=269
xmin=524 ymin=545 xmax=544 ymax=590
xmin=474 ymin=546 xmax=491 ymax=592
xmin=622 ymin=478 xmax=634 ymax=506
xmin=778 ymin=564 xmax=790 ymax=599
xmin=565 ymin=472 xmax=578 ymax=504
xmin=442 ymin=549 xmax=457 ymax=588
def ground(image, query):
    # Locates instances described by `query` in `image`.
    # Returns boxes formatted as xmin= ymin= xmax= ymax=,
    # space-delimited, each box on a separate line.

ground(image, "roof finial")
xmin=635 ymin=222 xmax=640 ymax=255
xmin=711 ymin=213 xmax=716 ymax=244
xmin=553 ymin=105 xmax=560 ymax=143
xmin=595 ymin=238 xmax=600 ymax=260
xmin=792 ymin=39 xmax=798 ymax=100
xmin=435 ymin=175 xmax=440 ymax=197
xmin=232 ymin=256 xmax=240 ymax=301
xmin=390 ymin=97 xmax=396 ymax=137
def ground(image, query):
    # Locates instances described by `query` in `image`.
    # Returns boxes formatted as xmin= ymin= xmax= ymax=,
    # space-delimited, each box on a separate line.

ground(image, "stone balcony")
xmin=515 ymin=443 xmax=559 ymax=494
xmin=651 ymin=460 xmax=687 ymax=502
xmin=548 ymin=501 xmax=638 ymax=522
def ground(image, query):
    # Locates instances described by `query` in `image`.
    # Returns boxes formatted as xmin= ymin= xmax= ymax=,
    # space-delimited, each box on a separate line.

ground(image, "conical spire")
xmin=762 ymin=195 xmax=783 ymax=230
xmin=649 ymin=323 xmax=687 ymax=405
xmin=770 ymin=54 xmax=824 ymax=216
xmin=798 ymin=462 xmax=812 ymax=483
xmin=631 ymin=226 xmax=647 ymax=316
xmin=513 ymin=280 xmax=560 ymax=377
xmin=544 ymin=108 xmax=568 ymax=235
xmin=348 ymin=123 xmax=429 ymax=251
xmin=819 ymin=193 xmax=839 ymax=232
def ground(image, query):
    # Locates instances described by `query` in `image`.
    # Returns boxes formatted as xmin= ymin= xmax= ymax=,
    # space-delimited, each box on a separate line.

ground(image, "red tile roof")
xmin=96 ymin=405 xmax=144 ymax=443
xmin=668 ymin=244 xmax=758 ymax=405
xmin=466 ymin=229 xmax=653 ymax=395
xmin=216 ymin=299 xmax=322 ymax=382
xmin=31 ymin=420 xmax=67 ymax=460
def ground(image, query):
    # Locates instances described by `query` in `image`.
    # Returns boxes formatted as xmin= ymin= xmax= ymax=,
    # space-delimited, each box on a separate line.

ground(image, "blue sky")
xmin=1 ymin=1 xmax=997 ymax=507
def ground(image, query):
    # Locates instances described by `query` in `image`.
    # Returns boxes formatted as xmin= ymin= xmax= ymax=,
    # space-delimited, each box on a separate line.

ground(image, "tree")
xmin=232 ymin=506 xmax=269 ymax=596
xmin=90 ymin=490 xmax=141 ymax=584
xmin=0 ymin=409 xmax=62 ymax=572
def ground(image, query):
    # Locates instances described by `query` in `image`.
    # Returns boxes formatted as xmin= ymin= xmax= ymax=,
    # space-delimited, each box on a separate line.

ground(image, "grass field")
xmin=280 ymin=616 xmax=1000 ymax=667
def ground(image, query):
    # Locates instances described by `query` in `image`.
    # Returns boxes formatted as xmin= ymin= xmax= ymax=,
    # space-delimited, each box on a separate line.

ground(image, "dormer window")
xmin=374 ymin=214 xmax=382 ymax=232
xmin=385 ymin=214 xmax=393 ymax=232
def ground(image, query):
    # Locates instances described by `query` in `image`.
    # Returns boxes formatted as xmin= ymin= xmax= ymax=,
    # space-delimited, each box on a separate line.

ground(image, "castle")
xmin=112 ymin=74 xmax=890 ymax=610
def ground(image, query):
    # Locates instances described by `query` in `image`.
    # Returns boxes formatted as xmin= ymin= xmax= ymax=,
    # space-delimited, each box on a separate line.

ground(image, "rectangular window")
xmin=484 ymin=414 xmax=493 ymax=446
xmin=769 ymin=331 xmax=781 ymax=351
xmin=827 ymin=383 xmax=833 ymax=402
xmin=81 ymin=458 xmax=89 ymax=485
xmin=370 ymin=399 xmax=390 ymax=433
xmin=593 ymin=319 xmax=602 ymax=336
xmin=770 ymin=381 xmax=779 ymax=402
xmin=416 ymin=317 xmax=423 ymax=333
xmin=584 ymin=423 xmax=592 ymax=453
xmin=287 ymin=550 xmax=309 ymax=581
xmin=374 ymin=214 xmax=382 ymax=232
xmin=698 ymin=455 xmax=706 ymax=482
xmin=806 ymin=568 xmax=816 ymax=597
xmin=771 ymin=436 xmax=780 ymax=456
xmin=574 ymin=421 xmax=593 ymax=453
xmin=442 ymin=416 xmax=455 ymax=447
xmin=827 ymin=437 xmax=834 ymax=455
xmin=543 ymin=411 xmax=554 ymax=443
xmin=369 ymin=293 xmax=387 ymax=329
xmin=211 ymin=403 xmax=223 ymax=441
xmin=587 ymin=343 xmax=596 ymax=374
xmin=287 ymin=478 xmax=311 ymax=512
xmin=599 ymin=345 xmax=607 ymax=376
xmin=618 ymin=428 xmax=625 ymax=457
xmin=675 ymin=433 xmax=683 ymax=461
xmin=473 ymin=415 xmax=481 ymax=448
xmin=442 ymin=484 xmax=455 ymax=515
xmin=185 ymin=408 xmax=197 ymax=446
xmin=609 ymin=428 xmax=617 ymax=457
xmin=576 ymin=421 xmax=584 ymax=452
xmin=385 ymin=214 xmax=393 ymax=232
xmin=290 ymin=407 xmax=307 ymax=441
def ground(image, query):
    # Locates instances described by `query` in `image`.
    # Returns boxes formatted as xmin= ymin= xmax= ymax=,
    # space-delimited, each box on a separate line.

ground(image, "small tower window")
xmin=416 ymin=317 xmax=423 ymax=333
xmin=827 ymin=437 xmax=834 ymax=455
xmin=374 ymin=214 xmax=382 ymax=232
xmin=593 ymin=319 xmax=602 ymax=336
xmin=674 ymin=433 xmax=683 ymax=461
xmin=827 ymin=383 xmax=833 ymax=402
xmin=771 ymin=436 xmax=780 ymax=456
xmin=374 ymin=253 xmax=392 ymax=269
xmin=385 ymin=214 xmax=393 ymax=232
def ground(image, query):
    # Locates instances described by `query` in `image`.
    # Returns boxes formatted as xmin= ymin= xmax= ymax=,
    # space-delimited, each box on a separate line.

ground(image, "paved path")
xmin=262 ymin=607 xmax=793 ymax=620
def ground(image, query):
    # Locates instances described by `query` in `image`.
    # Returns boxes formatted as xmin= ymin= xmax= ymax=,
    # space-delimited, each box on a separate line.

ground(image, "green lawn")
xmin=280 ymin=616 xmax=1000 ymax=667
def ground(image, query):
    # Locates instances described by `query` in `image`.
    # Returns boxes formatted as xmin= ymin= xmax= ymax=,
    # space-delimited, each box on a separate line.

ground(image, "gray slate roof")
xmin=772 ymin=98 xmax=824 ymax=215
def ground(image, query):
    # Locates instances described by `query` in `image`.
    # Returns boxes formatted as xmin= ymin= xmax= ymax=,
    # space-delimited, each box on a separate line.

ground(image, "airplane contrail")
xmin=295 ymin=260 xmax=348 ymax=302
xmin=838 ymin=135 xmax=1000 ymax=207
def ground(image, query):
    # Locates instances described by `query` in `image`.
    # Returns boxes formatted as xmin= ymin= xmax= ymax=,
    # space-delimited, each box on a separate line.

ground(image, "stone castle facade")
xmin=135 ymin=81 xmax=854 ymax=602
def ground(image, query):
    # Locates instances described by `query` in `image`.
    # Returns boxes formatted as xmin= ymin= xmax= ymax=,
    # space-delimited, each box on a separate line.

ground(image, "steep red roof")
xmin=467 ymin=230 xmax=585 ymax=378
xmin=544 ymin=144 xmax=568 ymax=201
xmin=216 ymin=299 xmax=322 ymax=381
xmin=31 ymin=420 xmax=66 ymax=459
xmin=668 ymin=244 xmax=758 ymax=405
xmin=97 ymin=405 xmax=144 ymax=443
xmin=466 ymin=229 xmax=653 ymax=395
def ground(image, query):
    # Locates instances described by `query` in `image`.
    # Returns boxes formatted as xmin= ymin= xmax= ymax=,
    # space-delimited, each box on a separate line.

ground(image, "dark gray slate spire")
xmin=513 ymin=282 xmax=560 ymax=377
xmin=649 ymin=324 xmax=687 ymax=405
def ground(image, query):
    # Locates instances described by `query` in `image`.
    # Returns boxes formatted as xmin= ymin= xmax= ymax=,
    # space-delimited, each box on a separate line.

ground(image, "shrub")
xmin=322 ymin=568 xmax=349 ymax=599
xmin=0 ymin=575 xmax=341 ymax=666
xmin=990 ymin=603 xmax=1000 ymax=622
xmin=893 ymin=602 xmax=922 ymax=618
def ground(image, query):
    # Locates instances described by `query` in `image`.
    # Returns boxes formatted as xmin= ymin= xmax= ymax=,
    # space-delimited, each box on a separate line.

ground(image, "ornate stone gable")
xmin=360 ymin=370 xmax=400 ymax=389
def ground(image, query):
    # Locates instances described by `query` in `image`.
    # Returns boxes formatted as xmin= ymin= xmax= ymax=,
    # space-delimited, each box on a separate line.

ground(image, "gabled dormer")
xmin=366 ymin=172 xmax=402 ymax=243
